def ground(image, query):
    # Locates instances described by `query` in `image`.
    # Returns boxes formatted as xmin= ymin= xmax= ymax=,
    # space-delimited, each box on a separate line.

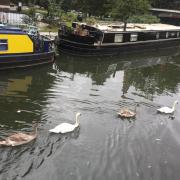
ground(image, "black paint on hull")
xmin=0 ymin=51 xmax=55 ymax=70
xmin=58 ymin=38 xmax=180 ymax=56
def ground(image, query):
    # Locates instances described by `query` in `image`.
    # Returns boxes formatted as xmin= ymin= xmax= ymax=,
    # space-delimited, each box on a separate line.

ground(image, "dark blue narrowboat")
xmin=56 ymin=22 xmax=180 ymax=56
xmin=0 ymin=25 xmax=55 ymax=70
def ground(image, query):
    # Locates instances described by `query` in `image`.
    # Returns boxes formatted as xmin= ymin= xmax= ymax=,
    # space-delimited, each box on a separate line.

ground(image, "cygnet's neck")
xmin=0 ymin=140 xmax=7 ymax=146
xmin=32 ymin=123 xmax=38 ymax=135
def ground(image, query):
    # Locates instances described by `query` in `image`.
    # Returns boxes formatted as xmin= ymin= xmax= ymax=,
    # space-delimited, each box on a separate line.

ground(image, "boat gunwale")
xmin=101 ymin=29 xmax=180 ymax=34
xmin=0 ymin=30 xmax=26 ymax=35
xmin=0 ymin=51 xmax=55 ymax=57
xmin=0 ymin=51 xmax=55 ymax=70
xmin=59 ymin=36 xmax=180 ymax=47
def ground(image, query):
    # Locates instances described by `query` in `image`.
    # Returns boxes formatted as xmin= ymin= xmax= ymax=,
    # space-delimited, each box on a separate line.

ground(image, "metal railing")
xmin=0 ymin=11 xmax=26 ymax=25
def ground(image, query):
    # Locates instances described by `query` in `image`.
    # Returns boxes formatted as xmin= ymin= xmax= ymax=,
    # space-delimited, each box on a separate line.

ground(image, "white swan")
xmin=49 ymin=112 xmax=81 ymax=134
xmin=157 ymin=100 xmax=178 ymax=114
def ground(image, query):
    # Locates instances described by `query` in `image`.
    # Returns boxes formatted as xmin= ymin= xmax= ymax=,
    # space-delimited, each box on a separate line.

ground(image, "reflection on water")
xmin=0 ymin=76 xmax=32 ymax=97
xmin=0 ymin=48 xmax=180 ymax=180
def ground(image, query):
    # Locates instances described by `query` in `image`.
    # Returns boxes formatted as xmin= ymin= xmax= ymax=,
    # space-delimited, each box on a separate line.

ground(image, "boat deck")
xmin=92 ymin=23 xmax=180 ymax=32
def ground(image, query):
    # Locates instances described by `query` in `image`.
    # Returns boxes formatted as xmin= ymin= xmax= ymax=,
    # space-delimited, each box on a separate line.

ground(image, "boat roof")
xmin=72 ymin=22 xmax=180 ymax=32
xmin=93 ymin=23 xmax=180 ymax=32
xmin=151 ymin=8 xmax=180 ymax=14
xmin=0 ymin=26 xmax=26 ymax=34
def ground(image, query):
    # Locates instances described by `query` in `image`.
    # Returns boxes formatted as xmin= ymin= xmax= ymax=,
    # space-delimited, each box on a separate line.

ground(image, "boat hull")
xmin=0 ymin=51 xmax=55 ymax=70
xmin=58 ymin=38 xmax=180 ymax=56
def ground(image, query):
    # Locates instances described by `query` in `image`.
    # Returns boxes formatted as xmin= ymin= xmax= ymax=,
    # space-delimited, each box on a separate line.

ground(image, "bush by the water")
xmin=128 ymin=14 xmax=160 ymax=24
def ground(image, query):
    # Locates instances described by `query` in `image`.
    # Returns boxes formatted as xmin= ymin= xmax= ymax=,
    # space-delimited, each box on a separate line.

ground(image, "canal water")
xmin=0 ymin=49 xmax=180 ymax=180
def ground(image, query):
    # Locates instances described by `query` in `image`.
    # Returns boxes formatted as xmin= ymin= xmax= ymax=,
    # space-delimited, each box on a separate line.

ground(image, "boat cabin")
xmin=57 ymin=22 xmax=180 ymax=55
xmin=0 ymin=26 xmax=33 ymax=54
xmin=0 ymin=26 xmax=51 ymax=54
xmin=59 ymin=22 xmax=180 ymax=45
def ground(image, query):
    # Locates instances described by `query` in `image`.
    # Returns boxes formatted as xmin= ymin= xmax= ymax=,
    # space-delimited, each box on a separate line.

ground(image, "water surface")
xmin=0 ymin=49 xmax=180 ymax=180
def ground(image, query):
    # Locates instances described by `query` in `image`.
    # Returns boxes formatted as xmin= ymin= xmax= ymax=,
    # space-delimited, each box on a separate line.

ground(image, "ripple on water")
xmin=1 ymin=51 xmax=180 ymax=179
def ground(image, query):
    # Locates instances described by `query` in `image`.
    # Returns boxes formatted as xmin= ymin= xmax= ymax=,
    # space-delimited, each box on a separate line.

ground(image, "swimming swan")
xmin=118 ymin=108 xmax=136 ymax=118
xmin=118 ymin=103 xmax=139 ymax=118
xmin=49 ymin=112 xmax=81 ymax=134
xmin=157 ymin=100 xmax=178 ymax=114
xmin=0 ymin=123 xmax=38 ymax=147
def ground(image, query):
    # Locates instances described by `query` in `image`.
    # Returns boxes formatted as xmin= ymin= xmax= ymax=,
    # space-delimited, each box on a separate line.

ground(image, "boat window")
xmin=166 ymin=32 xmax=169 ymax=38
xmin=0 ymin=39 xmax=8 ymax=51
xmin=156 ymin=33 xmax=159 ymax=39
xmin=130 ymin=33 xmax=138 ymax=42
xmin=177 ymin=32 xmax=180 ymax=37
xmin=169 ymin=32 xmax=176 ymax=38
xmin=170 ymin=32 xmax=175 ymax=36
xmin=114 ymin=34 xmax=123 ymax=43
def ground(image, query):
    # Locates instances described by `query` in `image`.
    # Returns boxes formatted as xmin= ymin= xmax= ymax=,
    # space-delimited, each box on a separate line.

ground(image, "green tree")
xmin=22 ymin=6 xmax=37 ymax=24
xmin=36 ymin=0 xmax=50 ymax=11
xmin=87 ymin=0 xmax=113 ymax=17
xmin=61 ymin=0 xmax=73 ymax=12
xmin=45 ymin=0 xmax=63 ymax=24
xmin=151 ymin=0 xmax=176 ymax=9
xmin=112 ymin=0 xmax=151 ymax=31
xmin=72 ymin=0 xmax=113 ymax=18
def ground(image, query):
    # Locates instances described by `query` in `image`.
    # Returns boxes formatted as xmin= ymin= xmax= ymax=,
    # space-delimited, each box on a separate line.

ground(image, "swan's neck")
xmin=135 ymin=104 xmax=137 ymax=112
xmin=172 ymin=102 xmax=177 ymax=110
xmin=75 ymin=115 xmax=80 ymax=126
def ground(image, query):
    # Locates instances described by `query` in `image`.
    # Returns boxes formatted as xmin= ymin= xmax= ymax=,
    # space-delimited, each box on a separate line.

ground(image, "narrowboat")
xmin=0 ymin=25 xmax=55 ymax=70
xmin=56 ymin=22 xmax=180 ymax=56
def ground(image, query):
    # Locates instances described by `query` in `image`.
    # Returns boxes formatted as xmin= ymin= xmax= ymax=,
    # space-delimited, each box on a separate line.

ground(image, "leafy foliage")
xmin=112 ymin=0 xmax=151 ymax=30
xmin=12 ymin=0 xmax=175 ymax=28
xmin=151 ymin=0 xmax=176 ymax=9
xmin=22 ymin=7 xmax=36 ymax=24
xmin=128 ymin=14 xmax=160 ymax=23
